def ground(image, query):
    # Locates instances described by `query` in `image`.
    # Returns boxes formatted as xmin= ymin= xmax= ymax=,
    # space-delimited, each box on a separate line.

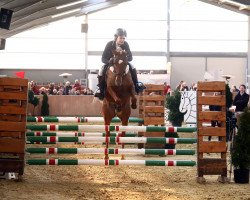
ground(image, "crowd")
xmin=29 ymin=79 xmax=94 ymax=96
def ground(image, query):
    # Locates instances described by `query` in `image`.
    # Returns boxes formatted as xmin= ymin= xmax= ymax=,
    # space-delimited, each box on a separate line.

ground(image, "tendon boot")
xmin=130 ymin=68 xmax=146 ymax=94
xmin=94 ymin=75 xmax=105 ymax=100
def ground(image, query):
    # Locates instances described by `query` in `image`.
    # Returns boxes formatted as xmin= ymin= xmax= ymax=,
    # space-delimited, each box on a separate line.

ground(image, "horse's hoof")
xmin=131 ymin=104 xmax=137 ymax=109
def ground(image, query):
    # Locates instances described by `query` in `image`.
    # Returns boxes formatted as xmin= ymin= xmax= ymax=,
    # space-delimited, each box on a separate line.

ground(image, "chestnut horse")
xmin=102 ymin=49 xmax=137 ymax=158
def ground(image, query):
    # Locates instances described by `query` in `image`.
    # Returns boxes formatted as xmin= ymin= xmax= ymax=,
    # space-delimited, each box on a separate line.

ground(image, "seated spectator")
xmin=30 ymin=80 xmax=40 ymax=95
xmin=52 ymin=88 xmax=58 ymax=95
xmin=176 ymin=81 xmax=183 ymax=91
xmin=163 ymin=82 xmax=171 ymax=95
xmin=48 ymin=82 xmax=55 ymax=95
xmin=63 ymin=81 xmax=72 ymax=95
xmin=180 ymin=82 xmax=189 ymax=91
xmin=39 ymin=87 xmax=48 ymax=95
xmin=73 ymin=79 xmax=81 ymax=92
xmin=190 ymin=83 xmax=197 ymax=91
xmin=231 ymin=85 xmax=239 ymax=93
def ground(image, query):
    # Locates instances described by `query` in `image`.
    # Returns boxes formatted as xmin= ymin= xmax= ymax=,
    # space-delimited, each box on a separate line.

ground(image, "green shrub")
xmin=231 ymin=107 xmax=250 ymax=169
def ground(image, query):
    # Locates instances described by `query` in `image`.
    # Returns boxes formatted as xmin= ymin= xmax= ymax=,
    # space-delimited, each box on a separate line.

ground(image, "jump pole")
xmin=26 ymin=132 xmax=137 ymax=137
xmin=27 ymin=116 xmax=144 ymax=123
xmin=26 ymin=136 xmax=197 ymax=144
xmin=26 ymin=125 xmax=197 ymax=132
xmin=26 ymin=148 xmax=195 ymax=155
xmin=26 ymin=159 xmax=196 ymax=166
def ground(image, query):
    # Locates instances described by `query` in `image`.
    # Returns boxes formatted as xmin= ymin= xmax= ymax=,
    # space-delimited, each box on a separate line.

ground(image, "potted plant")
xmin=28 ymin=89 xmax=39 ymax=116
xmin=41 ymin=91 xmax=50 ymax=116
xmin=231 ymin=107 xmax=250 ymax=184
xmin=165 ymin=90 xmax=184 ymax=149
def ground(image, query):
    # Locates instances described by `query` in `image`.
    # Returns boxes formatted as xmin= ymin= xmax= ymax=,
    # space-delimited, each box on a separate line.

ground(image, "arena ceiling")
xmin=0 ymin=0 xmax=131 ymax=39
xmin=0 ymin=0 xmax=249 ymax=39
xmin=199 ymin=0 xmax=250 ymax=16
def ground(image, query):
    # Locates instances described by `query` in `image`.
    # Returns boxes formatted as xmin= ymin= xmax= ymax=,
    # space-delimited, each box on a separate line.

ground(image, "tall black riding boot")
xmin=94 ymin=75 xmax=105 ymax=100
xmin=130 ymin=68 xmax=146 ymax=94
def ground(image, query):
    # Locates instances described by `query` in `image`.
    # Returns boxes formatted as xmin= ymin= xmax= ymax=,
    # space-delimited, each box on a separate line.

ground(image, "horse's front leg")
xmin=121 ymin=119 xmax=129 ymax=160
xmin=104 ymin=117 xmax=112 ymax=160
xmin=130 ymin=85 xmax=137 ymax=109
xmin=107 ymin=86 xmax=122 ymax=106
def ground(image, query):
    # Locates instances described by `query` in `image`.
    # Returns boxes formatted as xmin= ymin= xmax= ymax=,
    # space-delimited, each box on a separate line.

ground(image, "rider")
xmin=94 ymin=28 xmax=145 ymax=100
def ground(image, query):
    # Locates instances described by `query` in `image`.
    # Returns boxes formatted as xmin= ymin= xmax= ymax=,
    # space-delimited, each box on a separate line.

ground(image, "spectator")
xmin=190 ymin=83 xmax=197 ymax=91
xmin=176 ymin=81 xmax=183 ymax=91
xmin=163 ymin=82 xmax=171 ymax=95
xmin=73 ymin=79 xmax=81 ymax=92
xmin=30 ymin=80 xmax=40 ymax=95
xmin=52 ymin=88 xmax=58 ymax=95
xmin=231 ymin=85 xmax=239 ymax=93
xmin=180 ymin=82 xmax=189 ymax=91
xmin=233 ymin=84 xmax=249 ymax=112
xmin=48 ymin=83 xmax=55 ymax=95
xmin=63 ymin=81 xmax=72 ymax=95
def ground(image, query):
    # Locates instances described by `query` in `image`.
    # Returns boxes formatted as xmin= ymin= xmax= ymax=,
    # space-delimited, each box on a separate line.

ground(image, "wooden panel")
xmin=197 ymin=81 xmax=225 ymax=91
xmin=144 ymin=84 xmax=164 ymax=91
xmin=144 ymin=117 xmax=164 ymax=126
xmin=0 ymin=78 xmax=28 ymax=86
xmin=0 ymin=138 xmax=25 ymax=153
xmin=198 ymin=158 xmax=227 ymax=176
xmin=0 ymin=131 xmax=23 ymax=138
xmin=198 ymin=96 xmax=226 ymax=106
xmin=0 ymin=106 xmax=26 ymax=115
xmin=198 ymin=111 xmax=226 ymax=121
xmin=144 ymin=106 xmax=164 ymax=113
xmin=143 ymin=95 xmax=164 ymax=101
xmin=0 ymin=121 xmax=26 ymax=131
xmin=0 ymin=115 xmax=22 ymax=121
xmin=198 ymin=140 xmax=227 ymax=153
xmin=198 ymin=127 xmax=226 ymax=136
xmin=0 ymin=92 xmax=27 ymax=100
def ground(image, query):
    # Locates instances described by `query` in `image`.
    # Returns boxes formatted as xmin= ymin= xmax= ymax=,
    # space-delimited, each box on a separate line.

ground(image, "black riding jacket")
xmin=101 ymin=40 xmax=133 ymax=65
xmin=233 ymin=92 xmax=249 ymax=112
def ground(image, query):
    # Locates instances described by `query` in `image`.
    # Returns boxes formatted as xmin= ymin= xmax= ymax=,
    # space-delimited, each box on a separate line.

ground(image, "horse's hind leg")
xmin=104 ymin=116 xmax=113 ymax=160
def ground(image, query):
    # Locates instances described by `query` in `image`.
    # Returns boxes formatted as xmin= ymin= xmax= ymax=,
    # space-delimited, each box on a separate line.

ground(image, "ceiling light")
xmin=56 ymin=0 xmax=88 ymax=9
xmin=52 ymin=8 xmax=81 ymax=18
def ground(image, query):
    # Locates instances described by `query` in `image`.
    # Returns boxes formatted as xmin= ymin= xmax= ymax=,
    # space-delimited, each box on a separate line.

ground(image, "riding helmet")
xmin=115 ymin=28 xmax=127 ymax=37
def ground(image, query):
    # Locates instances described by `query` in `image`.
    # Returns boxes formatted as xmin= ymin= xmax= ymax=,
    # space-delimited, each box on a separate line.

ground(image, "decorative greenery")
xmin=231 ymin=107 xmax=250 ymax=169
xmin=165 ymin=90 xmax=185 ymax=127
xmin=41 ymin=92 xmax=49 ymax=116
xmin=226 ymin=84 xmax=233 ymax=137
xmin=28 ymin=90 xmax=39 ymax=107
xmin=226 ymin=83 xmax=233 ymax=109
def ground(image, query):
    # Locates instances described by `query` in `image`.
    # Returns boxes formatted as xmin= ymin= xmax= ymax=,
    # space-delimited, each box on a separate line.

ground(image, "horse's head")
xmin=111 ymin=49 xmax=129 ymax=86
xmin=179 ymin=91 xmax=189 ymax=113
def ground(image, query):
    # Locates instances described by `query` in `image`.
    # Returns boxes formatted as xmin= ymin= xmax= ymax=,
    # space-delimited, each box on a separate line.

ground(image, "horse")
xmin=179 ymin=91 xmax=197 ymax=123
xmin=102 ymin=49 xmax=137 ymax=159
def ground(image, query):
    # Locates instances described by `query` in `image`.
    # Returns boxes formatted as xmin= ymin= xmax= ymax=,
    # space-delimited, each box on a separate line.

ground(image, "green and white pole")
xmin=26 ymin=148 xmax=195 ymax=155
xmin=27 ymin=116 xmax=144 ymax=123
xmin=26 ymin=131 xmax=137 ymax=137
xmin=26 ymin=136 xmax=197 ymax=144
xmin=26 ymin=159 xmax=196 ymax=166
xmin=26 ymin=125 xmax=197 ymax=133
